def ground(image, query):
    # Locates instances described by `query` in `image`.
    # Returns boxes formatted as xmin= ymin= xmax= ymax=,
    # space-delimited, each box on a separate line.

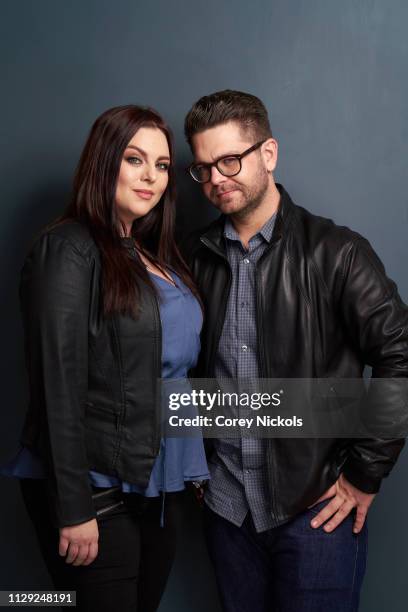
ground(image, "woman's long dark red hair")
xmin=54 ymin=105 xmax=200 ymax=317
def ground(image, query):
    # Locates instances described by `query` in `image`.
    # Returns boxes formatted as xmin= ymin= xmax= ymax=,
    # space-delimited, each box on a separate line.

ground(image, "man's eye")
xmin=221 ymin=157 xmax=238 ymax=167
xmin=127 ymin=156 xmax=142 ymax=165
xmin=157 ymin=162 xmax=169 ymax=171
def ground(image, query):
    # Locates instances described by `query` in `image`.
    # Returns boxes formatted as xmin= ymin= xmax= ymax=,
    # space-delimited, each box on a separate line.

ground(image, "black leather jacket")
xmin=20 ymin=221 xmax=162 ymax=527
xmin=184 ymin=184 xmax=408 ymax=526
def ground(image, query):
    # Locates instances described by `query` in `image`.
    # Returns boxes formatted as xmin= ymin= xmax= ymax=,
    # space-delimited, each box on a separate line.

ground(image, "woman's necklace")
xmin=132 ymin=241 xmax=176 ymax=287
xmin=145 ymin=264 xmax=176 ymax=287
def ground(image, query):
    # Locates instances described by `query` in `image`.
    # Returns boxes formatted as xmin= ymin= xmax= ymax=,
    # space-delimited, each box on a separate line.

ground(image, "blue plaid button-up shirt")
xmin=204 ymin=211 xmax=277 ymax=533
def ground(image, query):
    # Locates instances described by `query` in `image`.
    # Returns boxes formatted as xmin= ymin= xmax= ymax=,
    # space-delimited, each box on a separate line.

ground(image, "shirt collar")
xmin=223 ymin=210 xmax=277 ymax=244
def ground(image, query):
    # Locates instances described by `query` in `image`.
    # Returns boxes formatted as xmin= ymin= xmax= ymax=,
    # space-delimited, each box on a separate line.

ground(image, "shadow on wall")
xmin=0 ymin=180 xmax=71 ymax=463
xmin=159 ymin=493 xmax=223 ymax=612
xmin=0 ymin=478 xmax=52 ymax=595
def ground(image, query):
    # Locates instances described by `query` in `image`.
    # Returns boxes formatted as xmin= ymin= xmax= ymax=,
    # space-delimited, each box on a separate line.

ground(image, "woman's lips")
xmin=134 ymin=190 xmax=154 ymax=200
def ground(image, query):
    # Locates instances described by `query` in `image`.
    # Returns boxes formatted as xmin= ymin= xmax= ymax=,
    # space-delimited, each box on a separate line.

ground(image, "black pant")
xmin=20 ymin=479 xmax=182 ymax=612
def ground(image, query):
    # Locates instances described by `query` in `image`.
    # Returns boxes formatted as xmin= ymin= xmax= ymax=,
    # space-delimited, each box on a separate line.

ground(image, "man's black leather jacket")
xmin=184 ymin=184 xmax=408 ymax=526
xmin=19 ymin=221 xmax=162 ymax=527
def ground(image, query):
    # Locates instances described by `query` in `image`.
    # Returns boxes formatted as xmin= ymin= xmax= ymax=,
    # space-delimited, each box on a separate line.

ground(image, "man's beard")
xmin=211 ymin=164 xmax=270 ymax=220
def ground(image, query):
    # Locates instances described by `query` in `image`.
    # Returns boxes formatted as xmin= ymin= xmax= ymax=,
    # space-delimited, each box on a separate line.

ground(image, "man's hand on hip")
xmin=309 ymin=473 xmax=376 ymax=533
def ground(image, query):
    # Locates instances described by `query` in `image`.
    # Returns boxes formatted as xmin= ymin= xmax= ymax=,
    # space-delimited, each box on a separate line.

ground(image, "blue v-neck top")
xmin=1 ymin=271 xmax=210 ymax=495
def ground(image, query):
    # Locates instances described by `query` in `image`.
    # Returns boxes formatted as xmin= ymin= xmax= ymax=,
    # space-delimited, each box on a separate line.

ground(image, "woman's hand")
xmin=59 ymin=518 xmax=99 ymax=566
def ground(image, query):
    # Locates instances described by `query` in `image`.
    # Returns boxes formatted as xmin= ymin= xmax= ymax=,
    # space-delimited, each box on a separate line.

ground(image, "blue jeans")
xmin=203 ymin=500 xmax=368 ymax=612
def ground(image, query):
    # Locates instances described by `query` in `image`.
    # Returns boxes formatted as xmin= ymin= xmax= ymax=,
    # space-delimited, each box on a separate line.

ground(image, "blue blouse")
xmin=1 ymin=271 xmax=209 ymax=496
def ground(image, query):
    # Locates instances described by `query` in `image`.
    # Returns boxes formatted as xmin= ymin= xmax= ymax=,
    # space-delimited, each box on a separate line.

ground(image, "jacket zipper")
xmin=151 ymin=286 xmax=163 ymax=456
xmin=254 ymin=242 xmax=278 ymax=378
xmin=255 ymin=246 xmax=279 ymax=522
xmin=200 ymin=237 xmax=232 ymax=377
xmin=131 ymin=246 xmax=163 ymax=456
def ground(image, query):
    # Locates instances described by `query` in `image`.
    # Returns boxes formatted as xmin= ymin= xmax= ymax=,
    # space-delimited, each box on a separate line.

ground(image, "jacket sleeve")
xmin=338 ymin=236 xmax=408 ymax=493
xmin=20 ymin=231 xmax=96 ymax=527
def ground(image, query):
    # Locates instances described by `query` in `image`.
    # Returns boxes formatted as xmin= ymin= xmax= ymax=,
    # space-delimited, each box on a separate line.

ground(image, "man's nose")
xmin=209 ymin=165 xmax=226 ymax=185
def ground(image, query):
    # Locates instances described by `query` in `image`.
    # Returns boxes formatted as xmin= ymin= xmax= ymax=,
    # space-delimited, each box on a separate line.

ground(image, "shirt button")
xmin=241 ymin=345 xmax=248 ymax=352
xmin=245 ymin=469 xmax=251 ymax=474
xmin=243 ymin=258 xmax=250 ymax=264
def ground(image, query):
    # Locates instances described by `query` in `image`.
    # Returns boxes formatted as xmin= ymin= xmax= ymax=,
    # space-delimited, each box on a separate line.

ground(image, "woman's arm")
xmin=20 ymin=230 xmax=97 ymax=528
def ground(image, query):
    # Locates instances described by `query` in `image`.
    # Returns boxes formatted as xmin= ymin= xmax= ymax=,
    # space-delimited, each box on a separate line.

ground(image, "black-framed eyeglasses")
xmin=187 ymin=139 xmax=267 ymax=184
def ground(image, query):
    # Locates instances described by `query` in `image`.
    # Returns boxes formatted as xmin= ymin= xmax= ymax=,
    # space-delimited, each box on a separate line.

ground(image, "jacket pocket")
xmin=84 ymin=401 xmax=119 ymax=431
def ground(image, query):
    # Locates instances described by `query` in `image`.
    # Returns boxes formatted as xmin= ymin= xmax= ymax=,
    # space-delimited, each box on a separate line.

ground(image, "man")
xmin=182 ymin=90 xmax=408 ymax=612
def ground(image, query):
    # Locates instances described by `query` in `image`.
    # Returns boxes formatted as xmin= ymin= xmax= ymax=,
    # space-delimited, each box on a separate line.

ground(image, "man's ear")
xmin=262 ymin=138 xmax=278 ymax=173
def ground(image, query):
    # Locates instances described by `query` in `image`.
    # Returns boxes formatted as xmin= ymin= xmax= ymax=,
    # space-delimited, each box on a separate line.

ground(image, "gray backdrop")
xmin=1 ymin=1 xmax=407 ymax=610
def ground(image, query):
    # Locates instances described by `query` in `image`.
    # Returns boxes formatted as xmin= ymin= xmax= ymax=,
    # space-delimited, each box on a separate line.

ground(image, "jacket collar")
xmin=200 ymin=183 xmax=294 ymax=253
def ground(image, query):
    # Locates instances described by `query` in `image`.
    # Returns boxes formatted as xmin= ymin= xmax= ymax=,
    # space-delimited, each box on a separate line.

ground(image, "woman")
xmin=2 ymin=105 xmax=209 ymax=611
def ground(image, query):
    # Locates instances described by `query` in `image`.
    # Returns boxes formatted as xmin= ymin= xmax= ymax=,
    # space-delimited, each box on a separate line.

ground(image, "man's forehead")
xmin=192 ymin=121 xmax=253 ymax=161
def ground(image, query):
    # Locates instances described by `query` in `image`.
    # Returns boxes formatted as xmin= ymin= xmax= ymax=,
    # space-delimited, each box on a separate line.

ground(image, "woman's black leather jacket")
xmin=20 ymin=221 xmax=162 ymax=527
xmin=184 ymin=184 xmax=408 ymax=526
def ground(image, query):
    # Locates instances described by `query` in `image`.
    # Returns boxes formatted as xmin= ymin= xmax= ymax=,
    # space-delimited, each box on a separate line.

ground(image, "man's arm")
xmin=340 ymin=236 xmax=408 ymax=491
xmin=311 ymin=235 xmax=408 ymax=532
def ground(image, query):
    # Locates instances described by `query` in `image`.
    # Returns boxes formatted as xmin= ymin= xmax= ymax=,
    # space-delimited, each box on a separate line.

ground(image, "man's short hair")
xmin=184 ymin=89 xmax=272 ymax=148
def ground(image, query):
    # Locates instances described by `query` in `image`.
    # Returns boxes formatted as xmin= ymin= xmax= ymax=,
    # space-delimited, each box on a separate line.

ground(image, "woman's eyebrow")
xmin=126 ymin=145 xmax=170 ymax=161
xmin=126 ymin=145 xmax=146 ymax=156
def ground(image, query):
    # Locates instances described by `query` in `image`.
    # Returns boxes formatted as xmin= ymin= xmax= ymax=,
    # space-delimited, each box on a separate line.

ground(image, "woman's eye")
xmin=127 ymin=156 xmax=142 ymax=165
xmin=157 ymin=162 xmax=169 ymax=171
